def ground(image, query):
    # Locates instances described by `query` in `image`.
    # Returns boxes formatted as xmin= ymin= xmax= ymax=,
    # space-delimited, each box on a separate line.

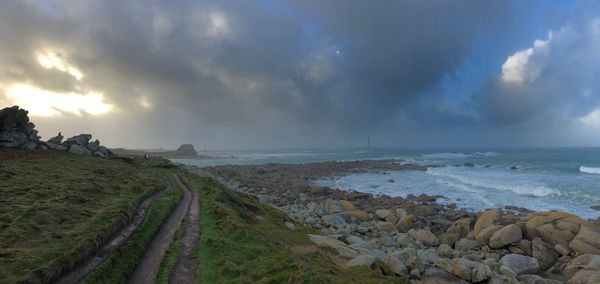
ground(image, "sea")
xmin=174 ymin=148 xmax=600 ymax=219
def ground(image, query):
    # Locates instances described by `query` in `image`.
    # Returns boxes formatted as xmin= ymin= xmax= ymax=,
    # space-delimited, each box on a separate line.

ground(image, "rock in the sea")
xmin=489 ymin=224 xmax=522 ymax=249
xmin=569 ymin=226 xmax=600 ymax=255
xmin=499 ymin=254 xmax=540 ymax=275
xmin=68 ymin=144 xmax=92 ymax=155
xmin=172 ymin=144 xmax=198 ymax=156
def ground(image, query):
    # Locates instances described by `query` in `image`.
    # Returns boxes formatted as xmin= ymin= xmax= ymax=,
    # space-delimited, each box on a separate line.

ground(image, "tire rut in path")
xmin=128 ymin=175 xmax=192 ymax=284
xmin=169 ymin=176 xmax=201 ymax=284
xmin=55 ymin=184 xmax=172 ymax=284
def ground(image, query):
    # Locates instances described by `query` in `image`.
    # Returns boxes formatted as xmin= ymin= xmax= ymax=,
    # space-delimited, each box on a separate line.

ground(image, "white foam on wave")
xmin=423 ymin=151 xmax=500 ymax=159
xmin=580 ymin=166 xmax=600 ymax=174
xmin=238 ymin=152 xmax=318 ymax=159
xmin=427 ymin=168 xmax=559 ymax=197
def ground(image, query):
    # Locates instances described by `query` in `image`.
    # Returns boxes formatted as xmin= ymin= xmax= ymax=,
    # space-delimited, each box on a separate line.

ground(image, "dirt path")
xmin=169 ymin=176 xmax=201 ymax=284
xmin=55 ymin=184 xmax=172 ymax=284
xmin=128 ymin=175 xmax=192 ymax=284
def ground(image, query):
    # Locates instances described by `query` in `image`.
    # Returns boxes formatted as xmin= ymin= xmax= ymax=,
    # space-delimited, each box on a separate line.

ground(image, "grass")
xmin=1 ymin=150 xmax=406 ymax=283
xmin=82 ymin=176 xmax=182 ymax=283
xmin=156 ymin=217 xmax=187 ymax=284
xmin=185 ymin=173 xmax=405 ymax=284
xmin=0 ymin=152 xmax=173 ymax=283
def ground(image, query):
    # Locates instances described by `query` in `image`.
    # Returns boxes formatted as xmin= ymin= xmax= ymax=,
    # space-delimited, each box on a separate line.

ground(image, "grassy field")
xmin=0 ymin=152 xmax=172 ymax=283
xmin=185 ymin=173 xmax=405 ymax=284
xmin=1 ymin=150 xmax=405 ymax=283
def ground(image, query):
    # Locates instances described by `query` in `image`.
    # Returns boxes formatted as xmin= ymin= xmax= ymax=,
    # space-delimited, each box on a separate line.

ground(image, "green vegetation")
xmin=83 ymin=177 xmax=182 ymax=283
xmin=156 ymin=218 xmax=187 ymax=284
xmin=1 ymin=151 xmax=404 ymax=283
xmin=186 ymin=173 xmax=404 ymax=283
xmin=0 ymin=153 xmax=171 ymax=283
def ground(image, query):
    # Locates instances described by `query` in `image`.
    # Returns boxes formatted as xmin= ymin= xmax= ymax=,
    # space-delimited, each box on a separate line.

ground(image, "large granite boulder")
xmin=489 ymin=224 xmax=522 ymax=248
xmin=499 ymin=254 xmax=540 ymax=275
xmin=569 ymin=226 xmax=600 ymax=255
xmin=68 ymin=144 xmax=92 ymax=155
xmin=66 ymin=134 xmax=92 ymax=147
xmin=522 ymin=211 xmax=587 ymax=246
xmin=0 ymin=106 xmax=41 ymax=149
xmin=474 ymin=208 xmax=502 ymax=236
xmin=532 ymin=238 xmax=559 ymax=270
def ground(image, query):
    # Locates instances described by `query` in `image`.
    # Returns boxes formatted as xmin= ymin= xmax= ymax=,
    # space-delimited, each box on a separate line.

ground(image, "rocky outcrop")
xmin=174 ymin=144 xmax=197 ymax=156
xmin=61 ymin=134 xmax=112 ymax=158
xmin=0 ymin=106 xmax=40 ymax=149
xmin=0 ymin=106 xmax=112 ymax=158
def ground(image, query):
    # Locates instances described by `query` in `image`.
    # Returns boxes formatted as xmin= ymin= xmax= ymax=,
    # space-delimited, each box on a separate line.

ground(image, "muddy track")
xmin=55 ymin=183 xmax=172 ymax=284
xmin=128 ymin=175 xmax=192 ymax=284
xmin=169 ymin=176 xmax=201 ymax=284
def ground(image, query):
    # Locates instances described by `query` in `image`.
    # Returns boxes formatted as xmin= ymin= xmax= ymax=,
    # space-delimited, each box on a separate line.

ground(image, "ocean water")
xmin=175 ymin=148 xmax=600 ymax=219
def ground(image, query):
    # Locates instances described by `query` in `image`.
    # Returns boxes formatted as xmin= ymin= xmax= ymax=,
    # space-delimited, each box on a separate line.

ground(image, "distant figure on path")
xmin=144 ymin=153 xmax=148 ymax=160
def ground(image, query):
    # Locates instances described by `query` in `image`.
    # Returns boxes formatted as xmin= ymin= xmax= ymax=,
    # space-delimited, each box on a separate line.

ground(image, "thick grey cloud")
xmin=475 ymin=16 xmax=600 ymax=126
xmin=0 ymin=0 xmax=597 ymax=148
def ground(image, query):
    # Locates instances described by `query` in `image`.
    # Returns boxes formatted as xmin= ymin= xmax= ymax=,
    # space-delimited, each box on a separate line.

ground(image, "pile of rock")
xmin=0 ymin=106 xmax=41 ymax=150
xmin=45 ymin=133 xmax=112 ymax=158
xmin=294 ymin=203 xmax=600 ymax=283
xmin=206 ymin=162 xmax=600 ymax=283
xmin=0 ymin=105 xmax=112 ymax=158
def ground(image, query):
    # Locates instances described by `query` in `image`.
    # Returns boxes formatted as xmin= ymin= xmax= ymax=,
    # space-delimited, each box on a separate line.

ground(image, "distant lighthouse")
xmin=367 ymin=136 xmax=371 ymax=148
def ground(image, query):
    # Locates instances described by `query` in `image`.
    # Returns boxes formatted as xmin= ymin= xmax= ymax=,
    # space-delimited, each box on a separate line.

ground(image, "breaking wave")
xmin=580 ymin=166 xmax=600 ymax=174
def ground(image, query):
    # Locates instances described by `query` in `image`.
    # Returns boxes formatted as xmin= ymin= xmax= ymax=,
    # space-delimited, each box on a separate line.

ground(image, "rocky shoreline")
xmin=197 ymin=160 xmax=600 ymax=284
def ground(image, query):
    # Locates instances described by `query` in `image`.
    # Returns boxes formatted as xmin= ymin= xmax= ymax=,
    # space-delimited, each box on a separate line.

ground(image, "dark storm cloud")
xmin=1 ymin=0 xmax=597 ymax=148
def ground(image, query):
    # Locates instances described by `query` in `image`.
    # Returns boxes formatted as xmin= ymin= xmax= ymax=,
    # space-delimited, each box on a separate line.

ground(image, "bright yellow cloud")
xmin=36 ymin=50 xmax=84 ymax=80
xmin=6 ymin=84 xmax=113 ymax=116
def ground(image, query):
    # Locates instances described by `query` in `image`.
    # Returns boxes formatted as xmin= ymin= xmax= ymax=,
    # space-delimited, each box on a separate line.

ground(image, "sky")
xmin=1 ymin=0 xmax=600 ymax=149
